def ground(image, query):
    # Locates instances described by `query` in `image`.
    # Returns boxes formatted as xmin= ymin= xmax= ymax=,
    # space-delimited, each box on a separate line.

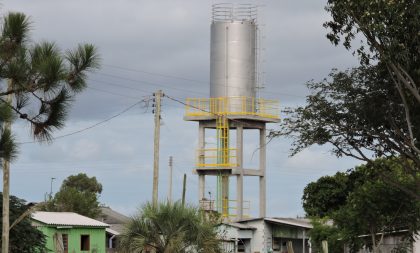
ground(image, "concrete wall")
xmin=231 ymin=220 xmax=311 ymax=253
xmin=219 ymin=225 xmax=253 ymax=240
xmin=242 ymin=220 xmax=273 ymax=253
xmin=220 ymin=219 xmax=313 ymax=253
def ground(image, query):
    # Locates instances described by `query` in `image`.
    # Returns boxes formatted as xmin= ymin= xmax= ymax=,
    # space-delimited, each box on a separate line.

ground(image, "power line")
xmin=87 ymin=86 xmax=143 ymax=100
xmin=90 ymin=78 xmax=152 ymax=94
xmin=103 ymin=63 xmax=208 ymax=85
xmin=95 ymin=72 xmax=207 ymax=96
xmin=100 ymin=64 xmax=306 ymax=99
xmin=18 ymin=97 xmax=152 ymax=145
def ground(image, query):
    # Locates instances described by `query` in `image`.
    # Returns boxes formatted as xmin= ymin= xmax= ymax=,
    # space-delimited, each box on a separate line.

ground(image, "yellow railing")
xmin=185 ymin=96 xmax=280 ymax=119
xmin=196 ymin=148 xmax=238 ymax=168
xmin=199 ymin=199 xmax=251 ymax=219
xmin=220 ymin=199 xmax=251 ymax=219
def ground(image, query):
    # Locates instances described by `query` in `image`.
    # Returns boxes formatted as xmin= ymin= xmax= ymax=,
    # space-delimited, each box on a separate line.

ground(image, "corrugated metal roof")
xmin=223 ymin=222 xmax=256 ymax=230
xmin=32 ymin=212 xmax=109 ymax=228
xmin=98 ymin=207 xmax=129 ymax=224
xmin=237 ymin=217 xmax=313 ymax=229
xmin=106 ymin=227 xmax=120 ymax=235
xmin=265 ymin=217 xmax=312 ymax=229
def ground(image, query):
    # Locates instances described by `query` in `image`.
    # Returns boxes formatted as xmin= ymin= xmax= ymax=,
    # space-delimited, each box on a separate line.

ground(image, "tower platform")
xmin=185 ymin=96 xmax=279 ymax=221
xmin=183 ymin=96 xmax=280 ymax=124
xmin=184 ymin=115 xmax=279 ymax=124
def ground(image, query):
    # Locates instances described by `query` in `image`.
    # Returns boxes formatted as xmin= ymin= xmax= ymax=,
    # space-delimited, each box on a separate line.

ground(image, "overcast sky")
xmin=2 ymin=0 xmax=362 ymax=217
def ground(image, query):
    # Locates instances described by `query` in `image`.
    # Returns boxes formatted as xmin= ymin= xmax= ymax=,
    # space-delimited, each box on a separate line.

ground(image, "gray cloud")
xmin=3 ymin=0 xmax=363 ymax=216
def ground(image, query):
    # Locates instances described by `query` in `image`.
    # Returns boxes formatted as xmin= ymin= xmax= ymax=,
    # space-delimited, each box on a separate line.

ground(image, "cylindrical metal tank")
xmin=210 ymin=4 xmax=257 ymax=100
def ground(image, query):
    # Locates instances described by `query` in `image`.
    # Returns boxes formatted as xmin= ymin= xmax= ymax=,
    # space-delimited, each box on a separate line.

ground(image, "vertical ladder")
xmin=216 ymin=115 xmax=230 ymax=218
xmin=217 ymin=116 xmax=229 ymax=166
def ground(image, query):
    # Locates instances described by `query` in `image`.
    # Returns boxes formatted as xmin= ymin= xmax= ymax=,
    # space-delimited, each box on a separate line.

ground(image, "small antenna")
xmin=49 ymin=177 xmax=56 ymax=200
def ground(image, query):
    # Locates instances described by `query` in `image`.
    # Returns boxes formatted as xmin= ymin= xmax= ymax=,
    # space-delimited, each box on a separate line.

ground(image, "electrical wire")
xmin=87 ymin=86 xmax=143 ymax=100
xmin=18 ymin=97 xmax=152 ymax=145
xmin=103 ymin=63 xmax=208 ymax=85
xmin=98 ymin=66 xmax=306 ymax=98
xmin=96 ymin=72 xmax=207 ymax=96
xmin=90 ymin=78 xmax=152 ymax=94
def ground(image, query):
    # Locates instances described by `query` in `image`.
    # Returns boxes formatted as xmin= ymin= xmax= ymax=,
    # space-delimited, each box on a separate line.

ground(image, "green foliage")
xmin=0 ymin=128 xmax=17 ymax=161
xmin=275 ymin=64 xmax=420 ymax=199
xmin=0 ymin=12 xmax=100 ymax=144
xmin=309 ymin=218 xmax=344 ymax=253
xmin=0 ymin=10 xmax=99 ymax=252
xmin=303 ymin=159 xmax=420 ymax=252
xmin=324 ymin=0 xmax=420 ymax=70
xmin=0 ymin=12 xmax=30 ymax=45
xmin=119 ymin=201 xmax=222 ymax=253
xmin=324 ymin=0 xmax=419 ymax=118
xmin=61 ymin=173 xmax=103 ymax=194
xmin=277 ymin=64 xmax=418 ymax=159
xmin=303 ymin=172 xmax=351 ymax=217
xmin=273 ymin=0 xmax=420 ymax=202
xmin=41 ymin=173 xmax=103 ymax=218
xmin=66 ymin=44 xmax=101 ymax=92
xmin=0 ymin=193 xmax=46 ymax=253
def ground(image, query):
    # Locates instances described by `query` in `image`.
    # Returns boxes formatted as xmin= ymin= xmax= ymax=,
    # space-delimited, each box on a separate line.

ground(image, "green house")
xmin=32 ymin=211 xmax=109 ymax=253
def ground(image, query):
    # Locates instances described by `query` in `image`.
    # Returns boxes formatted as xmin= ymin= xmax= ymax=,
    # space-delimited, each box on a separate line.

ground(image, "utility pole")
xmin=182 ymin=173 xmax=187 ymax=206
xmin=152 ymin=90 xmax=163 ymax=207
xmin=168 ymin=156 xmax=173 ymax=204
xmin=2 ymin=80 xmax=12 ymax=253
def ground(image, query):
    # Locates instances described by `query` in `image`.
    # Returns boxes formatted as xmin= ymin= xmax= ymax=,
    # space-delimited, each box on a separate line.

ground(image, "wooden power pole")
xmin=152 ymin=90 xmax=163 ymax=207
xmin=168 ymin=156 xmax=173 ymax=204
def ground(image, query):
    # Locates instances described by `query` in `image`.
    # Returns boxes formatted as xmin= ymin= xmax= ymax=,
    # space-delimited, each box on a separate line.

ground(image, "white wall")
xmin=243 ymin=220 xmax=273 ymax=253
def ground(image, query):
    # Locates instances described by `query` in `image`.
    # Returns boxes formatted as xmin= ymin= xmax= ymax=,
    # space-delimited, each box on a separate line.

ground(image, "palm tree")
xmin=119 ymin=201 xmax=222 ymax=253
xmin=0 ymin=12 xmax=99 ymax=252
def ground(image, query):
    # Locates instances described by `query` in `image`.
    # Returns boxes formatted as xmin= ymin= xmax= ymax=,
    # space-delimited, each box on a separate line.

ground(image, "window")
xmin=80 ymin=235 xmax=90 ymax=251
xmin=62 ymin=234 xmax=68 ymax=253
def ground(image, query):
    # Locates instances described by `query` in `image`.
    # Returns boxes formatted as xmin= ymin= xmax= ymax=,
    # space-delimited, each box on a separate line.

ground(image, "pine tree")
xmin=0 ymin=12 xmax=100 ymax=252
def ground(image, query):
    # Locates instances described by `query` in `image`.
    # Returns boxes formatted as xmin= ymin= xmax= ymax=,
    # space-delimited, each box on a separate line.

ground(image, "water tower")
xmin=184 ymin=3 xmax=279 ymax=220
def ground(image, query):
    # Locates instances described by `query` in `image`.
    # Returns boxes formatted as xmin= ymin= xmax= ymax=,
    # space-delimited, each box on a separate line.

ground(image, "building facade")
xmin=219 ymin=217 xmax=312 ymax=253
xmin=32 ymin=211 xmax=108 ymax=253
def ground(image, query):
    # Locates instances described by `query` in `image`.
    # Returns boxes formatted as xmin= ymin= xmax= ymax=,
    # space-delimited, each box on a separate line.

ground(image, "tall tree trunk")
xmin=2 ymin=80 xmax=13 ymax=253
xmin=1 ymin=158 xmax=10 ymax=253
xmin=371 ymin=231 xmax=384 ymax=253
xmin=371 ymin=233 xmax=378 ymax=253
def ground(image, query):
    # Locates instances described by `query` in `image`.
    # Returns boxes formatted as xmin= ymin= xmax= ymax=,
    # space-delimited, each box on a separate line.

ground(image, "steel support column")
xmin=259 ymin=126 xmax=266 ymax=217
xmin=198 ymin=123 xmax=206 ymax=203
xmin=236 ymin=125 xmax=244 ymax=220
